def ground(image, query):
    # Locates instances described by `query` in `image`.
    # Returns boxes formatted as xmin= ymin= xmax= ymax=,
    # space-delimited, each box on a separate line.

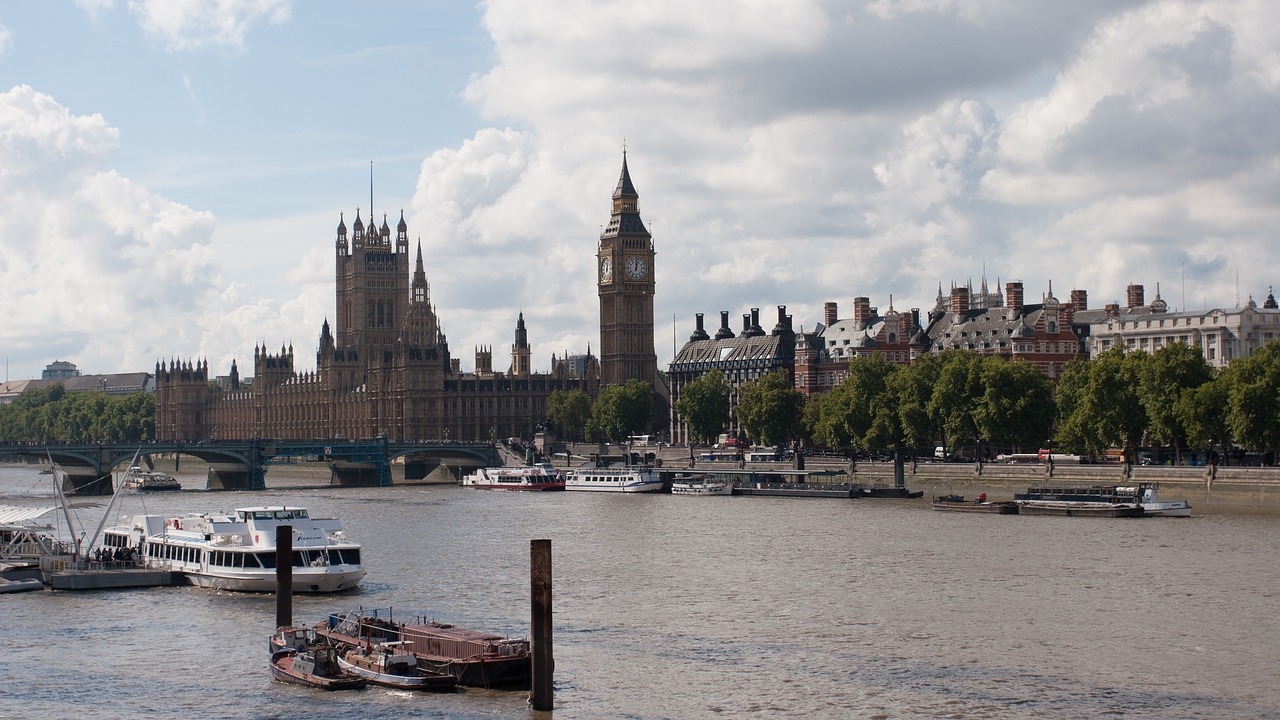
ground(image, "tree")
xmin=975 ymin=358 xmax=1055 ymax=454
xmin=585 ymin=380 xmax=653 ymax=444
xmin=810 ymin=355 xmax=897 ymax=454
xmin=1226 ymin=342 xmax=1280 ymax=461
xmin=1176 ymin=374 xmax=1231 ymax=463
xmin=1053 ymin=358 xmax=1092 ymax=453
xmin=1139 ymin=342 xmax=1213 ymax=463
xmin=1060 ymin=347 xmax=1147 ymax=461
xmin=546 ymin=389 xmax=592 ymax=442
xmin=928 ymin=350 xmax=986 ymax=457
xmin=735 ymin=369 xmax=804 ymax=448
xmin=890 ymin=355 xmax=942 ymax=455
xmin=673 ymin=370 xmax=731 ymax=446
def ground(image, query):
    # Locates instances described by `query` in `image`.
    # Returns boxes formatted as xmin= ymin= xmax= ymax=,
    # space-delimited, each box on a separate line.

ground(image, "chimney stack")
xmin=950 ymin=286 xmax=971 ymax=314
xmin=824 ymin=302 xmax=838 ymax=327
xmin=1070 ymin=289 xmax=1088 ymax=312
xmin=1127 ymin=283 xmax=1145 ymax=308
xmin=1006 ymin=282 xmax=1024 ymax=313
xmin=715 ymin=311 xmax=735 ymax=339
xmin=853 ymin=296 xmax=872 ymax=326
xmin=690 ymin=313 xmax=710 ymax=341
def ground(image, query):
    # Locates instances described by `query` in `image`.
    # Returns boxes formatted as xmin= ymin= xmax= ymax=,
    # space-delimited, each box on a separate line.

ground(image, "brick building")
xmin=155 ymin=203 xmax=600 ymax=442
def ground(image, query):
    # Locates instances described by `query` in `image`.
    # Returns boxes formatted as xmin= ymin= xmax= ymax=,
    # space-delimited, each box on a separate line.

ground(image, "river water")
xmin=1 ymin=466 xmax=1278 ymax=720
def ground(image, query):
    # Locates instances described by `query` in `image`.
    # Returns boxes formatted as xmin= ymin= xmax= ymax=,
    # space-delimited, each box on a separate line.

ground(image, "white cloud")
xmin=398 ymin=0 xmax=1280 ymax=372
xmin=0 ymin=85 xmax=229 ymax=376
xmin=0 ymin=21 xmax=11 ymax=55
xmin=127 ymin=0 xmax=291 ymax=51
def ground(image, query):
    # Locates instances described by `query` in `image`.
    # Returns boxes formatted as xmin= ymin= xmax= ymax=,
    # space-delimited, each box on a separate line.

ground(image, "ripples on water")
xmin=2 ymin=467 xmax=1278 ymax=719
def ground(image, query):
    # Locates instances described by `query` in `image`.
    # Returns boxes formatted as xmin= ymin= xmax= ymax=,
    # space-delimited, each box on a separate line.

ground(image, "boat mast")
xmin=83 ymin=448 xmax=142 ymax=561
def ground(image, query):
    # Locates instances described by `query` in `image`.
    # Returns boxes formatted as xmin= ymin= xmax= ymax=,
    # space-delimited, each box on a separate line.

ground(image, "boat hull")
xmin=337 ymin=652 xmax=457 ymax=690
xmin=0 ymin=578 xmax=43 ymax=593
xmin=671 ymin=482 xmax=734 ymax=496
xmin=270 ymin=650 xmax=367 ymax=691
xmin=565 ymin=481 xmax=664 ymax=492
xmin=1016 ymin=501 xmax=1145 ymax=517
xmin=931 ymin=500 xmax=1018 ymax=513
xmin=185 ymin=567 xmax=365 ymax=593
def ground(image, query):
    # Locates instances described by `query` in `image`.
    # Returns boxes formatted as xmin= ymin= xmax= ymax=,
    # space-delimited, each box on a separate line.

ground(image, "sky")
xmin=2 ymin=0 xmax=1280 ymax=382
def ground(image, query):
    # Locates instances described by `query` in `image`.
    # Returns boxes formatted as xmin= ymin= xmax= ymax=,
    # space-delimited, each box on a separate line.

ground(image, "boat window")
xmin=256 ymin=552 xmax=276 ymax=569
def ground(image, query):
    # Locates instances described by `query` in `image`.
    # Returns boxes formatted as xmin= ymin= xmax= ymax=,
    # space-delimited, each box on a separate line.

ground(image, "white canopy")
xmin=0 ymin=506 xmax=57 ymax=525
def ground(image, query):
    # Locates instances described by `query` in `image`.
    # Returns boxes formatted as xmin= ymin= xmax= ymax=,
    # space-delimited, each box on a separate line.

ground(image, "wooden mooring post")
xmin=275 ymin=525 xmax=292 ymax=628
xmin=530 ymin=538 xmax=554 ymax=711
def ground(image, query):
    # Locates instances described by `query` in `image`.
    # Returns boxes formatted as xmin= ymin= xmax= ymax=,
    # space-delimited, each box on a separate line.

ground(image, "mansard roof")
xmin=926 ymin=304 xmax=1069 ymax=351
xmin=671 ymin=332 xmax=791 ymax=371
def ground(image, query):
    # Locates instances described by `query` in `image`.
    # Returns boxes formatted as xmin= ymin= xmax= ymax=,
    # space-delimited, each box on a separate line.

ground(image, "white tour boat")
xmin=100 ymin=506 xmax=365 ymax=593
xmin=461 ymin=463 xmax=565 ymax=490
xmin=121 ymin=467 xmax=182 ymax=492
xmin=566 ymin=466 xmax=664 ymax=492
xmin=670 ymin=474 xmax=734 ymax=496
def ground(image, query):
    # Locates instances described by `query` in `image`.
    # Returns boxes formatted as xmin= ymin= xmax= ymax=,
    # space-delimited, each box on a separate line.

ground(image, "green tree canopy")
xmin=1176 ymin=373 xmax=1231 ymax=460
xmin=1139 ymin=342 xmax=1213 ymax=461
xmin=0 ymin=386 xmax=154 ymax=442
xmin=546 ymin=388 xmax=592 ymax=442
xmin=585 ymin=380 xmax=654 ymax=444
xmin=673 ymin=369 xmax=731 ymax=445
xmin=735 ymin=369 xmax=804 ymax=448
xmin=1226 ymin=342 xmax=1280 ymax=459
xmin=927 ymin=350 xmax=986 ymax=455
xmin=975 ymin=357 xmax=1055 ymax=452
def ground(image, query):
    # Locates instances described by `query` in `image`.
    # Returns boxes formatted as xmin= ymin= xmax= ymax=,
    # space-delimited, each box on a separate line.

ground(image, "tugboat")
xmin=337 ymin=642 xmax=458 ymax=690
xmin=270 ymin=645 xmax=367 ymax=691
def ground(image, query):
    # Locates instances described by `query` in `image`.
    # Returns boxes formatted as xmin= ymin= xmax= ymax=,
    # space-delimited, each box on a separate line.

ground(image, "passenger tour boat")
xmin=461 ymin=463 xmax=565 ymax=490
xmin=100 ymin=506 xmax=365 ymax=593
xmin=670 ymin=474 xmax=734 ymax=496
xmin=565 ymin=466 xmax=664 ymax=492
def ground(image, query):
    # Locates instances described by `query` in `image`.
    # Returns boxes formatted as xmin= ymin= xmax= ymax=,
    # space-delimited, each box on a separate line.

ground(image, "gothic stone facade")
xmin=155 ymin=210 xmax=597 ymax=442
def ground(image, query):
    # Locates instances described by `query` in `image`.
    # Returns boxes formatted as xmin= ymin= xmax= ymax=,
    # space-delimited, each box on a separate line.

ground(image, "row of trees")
xmin=665 ymin=342 xmax=1280 ymax=464
xmin=546 ymin=380 xmax=655 ymax=445
xmin=0 ymin=385 xmax=155 ymax=442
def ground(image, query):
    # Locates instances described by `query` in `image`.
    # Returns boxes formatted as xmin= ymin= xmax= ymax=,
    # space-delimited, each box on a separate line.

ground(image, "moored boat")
xmin=1015 ymin=501 xmax=1145 ymax=517
xmin=670 ymin=474 xmax=733 ymax=496
xmin=270 ymin=647 xmax=367 ymax=691
xmin=121 ymin=468 xmax=182 ymax=492
xmin=0 ymin=577 xmax=43 ymax=593
xmin=1120 ymin=484 xmax=1192 ymax=517
xmin=930 ymin=494 xmax=1018 ymax=513
xmin=101 ymin=506 xmax=365 ymax=593
xmin=462 ymin=463 xmax=565 ymax=491
xmin=1014 ymin=485 xmax=1147 ymax=518
xmin=565 ymin=466 xmax=664 ymax=492
xmin=318 ymin=609 xmax=531 ymax=688
xmin=337 ymin=642 xmax=458 ymax=691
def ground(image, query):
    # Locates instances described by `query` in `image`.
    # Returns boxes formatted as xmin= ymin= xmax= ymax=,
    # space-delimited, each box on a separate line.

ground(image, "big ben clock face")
xmin=625 ymin=256 xmax=647 ymax=280
xmin=599 ymin=256 xmax=612 ymax=282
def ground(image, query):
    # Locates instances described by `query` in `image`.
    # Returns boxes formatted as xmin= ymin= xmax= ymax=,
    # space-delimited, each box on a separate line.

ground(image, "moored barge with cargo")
xmin=318 ymin=609 xmax=531 ymax=688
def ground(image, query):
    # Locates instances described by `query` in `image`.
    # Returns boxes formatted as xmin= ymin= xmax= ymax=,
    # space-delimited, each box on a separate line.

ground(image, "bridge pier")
xmin=329 ymin=460 xmax=390 ymax=486
xmin=205 ymin=462 xmax=261 ymax=491
xmin=403 ymin=458 xmax=442 ymax=481
xmin=64 ymin=471 xmax=114 ymax=496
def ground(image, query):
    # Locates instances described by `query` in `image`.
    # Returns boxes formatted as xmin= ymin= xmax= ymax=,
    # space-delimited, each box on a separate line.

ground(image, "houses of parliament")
xmin=154 ymin=154 xmax=661 ymax=442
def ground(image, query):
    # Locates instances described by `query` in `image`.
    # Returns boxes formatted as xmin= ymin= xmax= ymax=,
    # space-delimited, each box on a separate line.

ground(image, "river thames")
xmin=2 ymin=466 xmax=1278 ymax=720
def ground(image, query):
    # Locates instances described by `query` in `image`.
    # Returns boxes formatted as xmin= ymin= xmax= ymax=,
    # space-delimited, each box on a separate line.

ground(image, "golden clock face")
xmin=626 ymin=256 xmax=647 ymax=280
xmin=600 ymin=256 xmax=612 ymax=282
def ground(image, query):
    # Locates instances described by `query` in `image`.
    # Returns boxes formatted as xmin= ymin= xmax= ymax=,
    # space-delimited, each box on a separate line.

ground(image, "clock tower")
xmin=598 ymin=151 xmax=657 ymax=388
